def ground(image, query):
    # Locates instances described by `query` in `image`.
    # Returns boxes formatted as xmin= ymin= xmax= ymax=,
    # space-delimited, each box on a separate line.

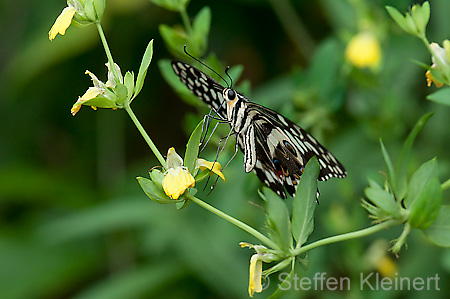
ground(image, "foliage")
xmin=2 ymin=0 xmax=450 ymax=298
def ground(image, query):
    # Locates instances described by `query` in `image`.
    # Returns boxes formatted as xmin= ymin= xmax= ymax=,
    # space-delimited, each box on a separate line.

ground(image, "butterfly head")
xmin=223 ymin=88 xmax=236 ymax=101
xmin=223 ymin=88 xmax=240 ymax=120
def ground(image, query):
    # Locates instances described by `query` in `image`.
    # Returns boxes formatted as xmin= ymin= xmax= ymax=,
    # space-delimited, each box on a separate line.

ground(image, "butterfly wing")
xmin=244 ymin=102 xmax=346 ymax=198
xmin=171 ymin=61 xmax=228 ymax=119
xmin=172 ymin=61 xmax=346 ymax=199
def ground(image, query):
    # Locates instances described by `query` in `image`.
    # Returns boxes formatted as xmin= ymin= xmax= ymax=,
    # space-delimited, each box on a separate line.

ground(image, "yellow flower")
xmin=345 ymin=32 xmax=381 ymax=68
xmin=71 ymin=63 xmax=122 ymax=116
xmin=248 ymin=254 xmax=263 ymax=297
xmin=162 ymin=148 xmax=195 ymax=199
xmin=71 ymin=84 xmax=103 ymax=116
xmin=240 ymin=242 xmax=273 ymax=297
xmin=48 ymin=6 xmax=76 ymax=41
xmin=197 ymin=158 xmax=225 ymax=181
xmin=48 ymin=1 xmax=106 ymax=41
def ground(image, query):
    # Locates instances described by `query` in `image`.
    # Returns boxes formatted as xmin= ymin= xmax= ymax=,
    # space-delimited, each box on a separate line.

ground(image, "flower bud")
xmin=68 ymin=0 xmax=105 ymax=26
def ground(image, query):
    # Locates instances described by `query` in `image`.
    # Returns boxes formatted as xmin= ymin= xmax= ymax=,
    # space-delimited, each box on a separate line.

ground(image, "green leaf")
xmin=423 ymin=205 xmax=450 ymax=247
xmin=137 ymin=177 xmax=182 ymax=204
xmin=75 ymin=263 xmax=183 ymax=299
xmin=380 ymin=139 xmax=396 ymax=194
xmin=409 ymin=178 xmax=442 ymax=229
xmin=291 ymin=157 xmax=319 ymax=247
xmin=115 ymin=82 xmax=128 ymax=105
xmin=38 ymin=198 xmax=162 ymax=242
xmin=75 ymin=94 xmax=117 ymax=109
xmin=411 ymin=2 xmax=429 ymax=36
xmin=306 ymin=39 xmax=343 ymax=109
xmin=405 ymin=158 xmax=438 ymax=208
xmin=124 ymin=71 xmax=135 ymax=100
xmin=194 ymin=168 xmax=210 ymax=182
xmin=149 ymin=169 xmax=165 ymax=187
xmin=133 ymin=40 xmax=154 ymax=100
xmin=364 ymin=187 xmax=401 ymax=219
xmin=386 ymin=6 xmax=409 ymax=33
xmin=159 ymin=24 xmax=189 ymax=58
xmin=368 ymin=178 xmax=382 ymax=189
xmin=176 ymin=198 xmax=192 ymax=210
xmin=93 ymin=0 xmax=105 ymax=20
xmin=184 ymin=120 xmax=204 ymax=175
xmin=261 ymin=188 xmax=293 ymax=253
xmin=404 ymin=13 xmax=419 ymax=35
xmin=190 ymin=6 xmax=211 ymax=57
xmin=396 ymin=112 xmax=433 ymax=199
xmin=150 ymin=0 xmax=190 ymax=12
xmin=427 ymin=87 xmax=450 ymax=106
xmin=410 ymin=58 xmax=430 ymax=69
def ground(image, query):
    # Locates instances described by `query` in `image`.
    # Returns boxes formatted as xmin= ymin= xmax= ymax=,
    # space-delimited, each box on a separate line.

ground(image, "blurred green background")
xmin=1 ymin=0 xmax=450 ymax=298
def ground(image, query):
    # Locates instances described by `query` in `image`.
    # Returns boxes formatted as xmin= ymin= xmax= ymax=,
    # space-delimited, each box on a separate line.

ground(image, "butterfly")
xmin=171 ymin=60 xmax=346 ymax=199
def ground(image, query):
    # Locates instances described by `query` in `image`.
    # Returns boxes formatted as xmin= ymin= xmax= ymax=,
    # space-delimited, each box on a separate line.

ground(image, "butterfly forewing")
xmin=171 ymin=61 xmax=347 ymax=199
xmin=172 ymin=61 xmax=228 ymax=119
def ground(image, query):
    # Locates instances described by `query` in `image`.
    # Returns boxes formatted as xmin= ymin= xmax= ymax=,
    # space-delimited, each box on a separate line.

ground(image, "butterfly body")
xmin=172 ymin=61 xmax=346 ymax=199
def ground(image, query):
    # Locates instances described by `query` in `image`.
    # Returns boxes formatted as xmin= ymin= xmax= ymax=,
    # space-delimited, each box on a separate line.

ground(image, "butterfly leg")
xmin=200 ymin=108 xmax=229 ymax=153
xmin=204 ymin=136 xmax=240 ymax=196
xmin=203 ymin=127 xmax=238 ymax=195
xmin=222 ymin=134 xmax=240 ymax=170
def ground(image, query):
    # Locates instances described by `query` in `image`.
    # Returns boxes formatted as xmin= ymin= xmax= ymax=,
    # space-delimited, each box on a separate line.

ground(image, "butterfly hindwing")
xmin=241 ymin=103 xmax=346 ymax=198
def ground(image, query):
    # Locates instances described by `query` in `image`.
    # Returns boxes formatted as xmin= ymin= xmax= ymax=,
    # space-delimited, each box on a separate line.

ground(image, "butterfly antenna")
xmin=183 ymin=45 xmax=230 ymax=88
xmin=224 ymin=66 xmax=233 ymax=88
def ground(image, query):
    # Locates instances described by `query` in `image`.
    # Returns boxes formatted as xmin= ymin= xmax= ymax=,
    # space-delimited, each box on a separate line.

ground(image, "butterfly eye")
xmin=227 ymin=89 xmax=236 ymax=100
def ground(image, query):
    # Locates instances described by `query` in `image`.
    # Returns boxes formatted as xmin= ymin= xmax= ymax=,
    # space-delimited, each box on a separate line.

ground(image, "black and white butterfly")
xmin=172 ymin=60 xmax=346 ymax=199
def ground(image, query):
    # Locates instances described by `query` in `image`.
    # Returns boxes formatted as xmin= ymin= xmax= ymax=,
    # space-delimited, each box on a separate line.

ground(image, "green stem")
xmin=180 ymin=8 xmax=192 ymax=35
xmin=291 ymin=219 xmax=402 ymax=257
xmin=96 ymin=23 xmax=121 ymax=81
xmin=124 ymin=103 xmax=166 ymax=168
xmin=441 ymin=177 xmax=450 ymax=191
xmin=186 ymin=193 xmax=281 ymax=252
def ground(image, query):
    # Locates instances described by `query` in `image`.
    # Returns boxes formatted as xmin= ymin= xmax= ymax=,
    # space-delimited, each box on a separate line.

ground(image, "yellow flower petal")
xmin=71 ymin=104 xmax=81 ymax=116
xmin=166 ymin=147 xmax=184 ymax=169
xmin=197 ymin=158 xmax=225 ymax=181
xmin=48 ymin=6 xmax=76 ymax=41
xmin=430 ymin=42 xmax=449 ymax=68
xmin=162 ymin=167 xmax=195 ymax=199
xmin=426 ymin=69 xmax=444 ymax=88
xmin=71 ymin=87 xmax=104 ymax=116
xmin=80 ymin=87 xmax=104 ymax=102
xmin=240 ymin=242 xmax=251 ymax=248
xmin=248 ymin=254 xmax=263 ymax=297
xmin=345 ymin=32 xmax=381 ymax=68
